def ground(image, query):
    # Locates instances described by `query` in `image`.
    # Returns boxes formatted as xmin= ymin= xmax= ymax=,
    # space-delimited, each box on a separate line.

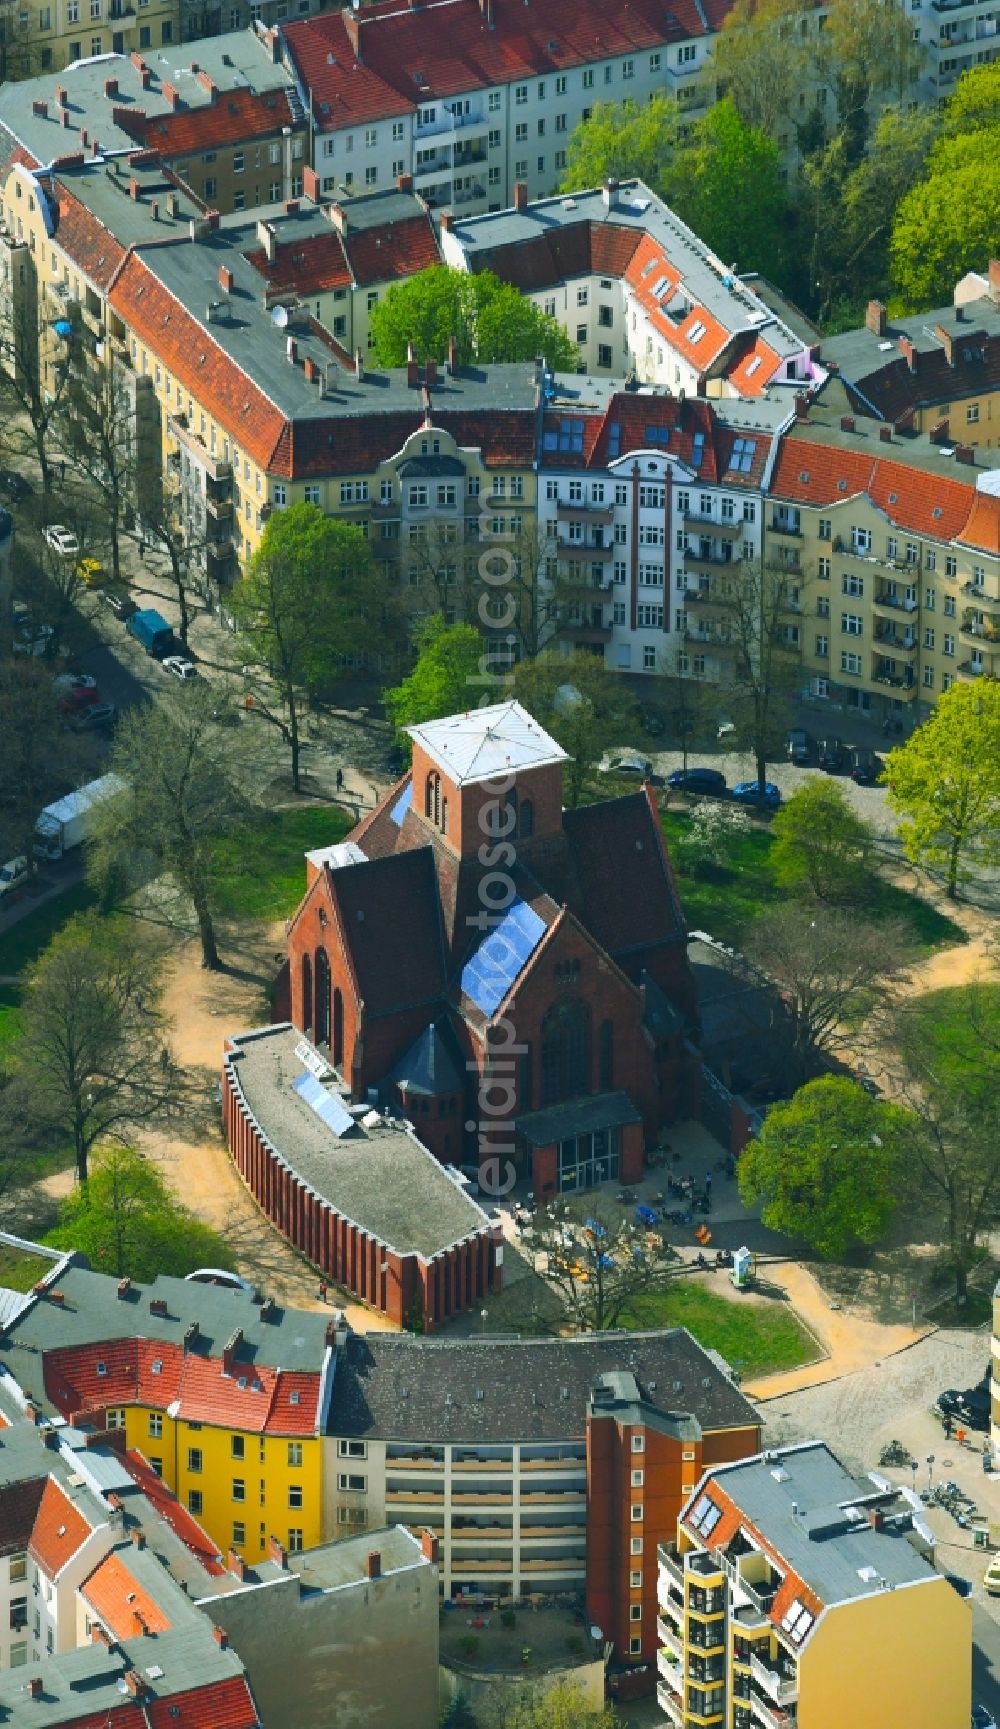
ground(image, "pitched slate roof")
xmin=388 ymin=1020 xmax=465 ymax=1097
xmin=557 ymin=789 xmax=687 ymax=960
xmin=467 ymin=219 xmax=642 ymax=293
xmin=0 ymin=1475 xmax=45 ymax=1558
xmin=328 ymin=1327 xmax=759 ymax=1442
xmin=326 ymin=846 xmax=448 ymax=1018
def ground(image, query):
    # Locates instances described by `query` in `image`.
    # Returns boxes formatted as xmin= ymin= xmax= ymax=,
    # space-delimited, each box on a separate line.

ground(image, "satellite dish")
xmin=590 ymin=1625 xmax=603 ymax=1642
xmin=271 ymin=304 xmax=289 ymax=328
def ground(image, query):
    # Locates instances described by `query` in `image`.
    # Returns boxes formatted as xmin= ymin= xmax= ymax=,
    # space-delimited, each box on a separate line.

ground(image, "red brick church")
xmin=277 ymin=701 xmax=698 ymax=1200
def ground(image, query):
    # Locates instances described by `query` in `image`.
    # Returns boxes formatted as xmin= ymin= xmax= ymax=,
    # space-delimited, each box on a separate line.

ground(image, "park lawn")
xmin=1 ymin=880 xmax=100 ymax=979
xmin=660 ymin=807 xmax=964 ymax=954
xmin=622 ymin=1278 xmax=817 ymax=1379
xmin=211 ymin=805 xmax=352 ymax=922
xmin=0 ymin=1241 xmax=58 ymax=1293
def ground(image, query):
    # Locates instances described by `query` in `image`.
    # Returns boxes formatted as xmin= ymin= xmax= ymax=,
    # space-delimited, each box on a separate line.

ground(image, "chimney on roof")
xmin=60 ymin=107 xmax=70 ymax=128
xmin=149 ymin=1297 xmax=167 ymax=1316
xmin=268 ymin=1535 xmax=289 ymax=1569
xmin=104 ymin=76 xmax=118 ymax=98
xmin=195 ymin=70 xmax=218 ymax=98
xmin=867 ymin=1508 xmax=885 ymax=1532
xmin=840 ymin=415 xmax=855 ymax=434
xmin=162 ymin=81 xmax=180 ymax=110
xmin=207 ymin=211 xmax=221 ymax=231
xmin=283 ymin=198 xmax=300 ymax=216
xmin=31 ymin=99 xmax=48 ymax=118
xmin=131 ymin=1529 xmax=146 ymax=1550
xmin=866 ymin=299 xmax=887 ymax=337
xmin=81 ymin=127 xmax=88 ymax=146
xmin=794 ymin=392 xmax=808 ymax=420
xmin=327 ymin=201 xmax=347 ymax=237
xmin=988 ymin=260 xmax=1000 ymax=306
xmin=439 ymin=211 xmax=453 ymax=233
xmin=130 ymin=49 xmax=146 ymax=70
xmin=48 ymin=1289 xmax=65 ymax=1306
xmin=420 ymin=1529 xmax=439 ymax=1564
xmin=259 ymin=1295 xmax=276 ymax=1320
xmin=218 ymin=264 xmax=234 ymax=294
xmin=286 ymin=336 xmax=298 ymax=364
xmin=190 ymin=60 xmax=199 ymax=73
xmin=131 ymin=1610 xmax=149 ymax=1638
xmin=91 ymin=139 xmax=100 ymax=157
xmin=117 ymin=1278 xmax=131 ymax=1299
xmin=212 ymin=1626 xmax=229 ymax=1648
xmin=304 ymin=356 xmax=320 ymax=383
xmin=28 ymin=1678 xmax=43 ymax=1699
xmin=355 ymin=348 xmax=364 ymax=381
xmin=141 ymin=69 xmax=152 ymax=90
xmin=182 ymin=1320 xmax=199 ymax=1351
xmin=397 ymin=172 xmax=413 ymax=193
xmin=55 ymin=84 xmax=67 ymax=105
xmin=602 ymin=178 xmax=618 ymax=211
xmin=123 ymin=1671 xmax=147 ymax=1700
xmin=256 ymin=218 xmax=277 ymax=262
xmin=955 ymin=444 xmax=975 ymax=464
xmin=302 ymin=164 xmax=320 ymax=204
xmin=41 ymin=1427 xmax=57 ymax=1450
xmin=24 ymin=1400 xmax=38 ymax=1424
xmin=406 ymin=341 xmax=419 ymax=388
xmin=343 ymin=7 xmax=363 ymax=60
xmin=222 ymin=1327 xmax=243 ymax=1374
xmin=513 ymin=180 xmax=528 ymax=213
xmin=228 ymin=1549 xmax=247 ymax=1581
xmin=426 ymin=358 xmax=438 ymax=387
xmin=151 ymin=200 xmax=158 ymax=221
xmin=879 ymin=425 xmax=892 ymax=443
xmin=367 ymin=1550 xmax=381 ymax=1580
xmin=129 ymin=177 xmax=140 ymax=200
xmin=447 ymin=333 xmax=458 ymax=374
xmin=92 ymin=1625 xmax=112 ymax=1646
xmin=421 ymin=385 xmax=431 ymax=419
xmin=933 ymin=323 xmax=955 ymax=367
xmin=898 ymin=335 xmax=917 ymax=374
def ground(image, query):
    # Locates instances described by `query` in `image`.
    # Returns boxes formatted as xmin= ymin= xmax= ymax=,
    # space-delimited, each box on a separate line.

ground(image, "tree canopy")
xmin=45 ymin=1144 xmax=234 ymax=1282
xmin=384 ymin=616 xmax=486 ymax=744
xmin=770 ymin=778 xmax=874 ymax=903
xmin=561 ymin=94 xmax=681 ymax=193
xmin=511 ymin=650 xmax=637 ymax=807
xmin=738 ymin=1076 xmax=911 ymax=1257
xmin=883 ymin=680 xmax=1000 ymax=897
xmin=368 ymin=266 xmax=578 ymax=371
xmin=231 ymin=503 xmax=390 ymax=791
xmin=890 ymin=63 xmax=1000 ymax=307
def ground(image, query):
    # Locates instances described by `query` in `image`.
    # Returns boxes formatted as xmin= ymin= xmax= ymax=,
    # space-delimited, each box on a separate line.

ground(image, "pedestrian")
xmin=336 ymin=768 xmax=344 ymax=791
xmin=59 ymin=459 xmax=65 ymax=481
xmin=705 ymin=1172 xmax=713 ymax=1193
xmin=943 ymin=1414 xmax=953 ymax=1440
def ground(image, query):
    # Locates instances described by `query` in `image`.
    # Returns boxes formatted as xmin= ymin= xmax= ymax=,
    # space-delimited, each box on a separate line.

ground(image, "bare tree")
xmin=16 ymin=914 xmax=173 ymax=1185
xmin=713 ymin=557 xmax=801 ymax=800
xmin=523 ymin=1200 xmax=678 ymax=1333
xmin=743 ymin=903 xmax=910 ymax=1086
xmin=57 ymin=353 xmax=156 ymax=583
xmin=0 ymin=290 xmax=72 ymax=490
xmin=655 ymin=641 xmax=713 ymax=776
xmin=0 ymin=657 xmax=74 ymax=866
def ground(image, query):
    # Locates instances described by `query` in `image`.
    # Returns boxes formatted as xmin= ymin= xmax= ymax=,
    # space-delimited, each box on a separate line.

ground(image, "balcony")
xmin=657 ymin=1648 xmax=683 ymax=1688
xmin=556 ymin=536 xmax=612 ymax=559
xmin=450 ymin=1556 xmax=512 ymax=1573
xmin=961 ymin=613 xmax=1000 ymax=645
xmin=750 ymin=1654 xmax=798 ymax=1706
xmin=682 ymin=509 xmax=742 ymax=535
xmin=520 ymin=1453 xmax=586 ymax=1471
xmin=770 ymin=516 xmax=801 ymax=537
xmin=657 ymin=1682 xmax=684 ymax=1727
xmin=451 ymin=1526 xmax=512 ymax=1542
xmin=684 ymin=546 xmax=737 ymax=571
xmin=168 ymin=414 xmax=232 ymax=486
xmin=958 ymin=658 xmax=992 ymax=680
xmin=386 ymin=1453 xmax=442 ymax=1470
xmin=657 ymin=1617 xmax=684 ymax=1663
xmin=384 ymin=1488 xmax=445 ymax=1504
xmin=560 ymin=620 xmax=612 ymax=644
xmin=414 ymin=107 xmax=489 ymax=140
xmin=453 ymin=1490 xmax=513 ymax=1506
xmin=519 ymin=1556 xmax=585 ymax=1573
xmin=873 ymin=588 xmax=918 ymax=615
xmin=555 ymin=499 xmax=615 ymax=522
xmin=452 ymin=1456 xmax=512 ymax=1472
xmin=872 ymin=627 xmax=917 ymax=654
xmin=659 ymin=1545 xmax=685 ymax=1590
xmin=520 ymin=1489 xmax=586 ymax=1505
xmin=749 ymin=1691 xmax=796 ymax=1729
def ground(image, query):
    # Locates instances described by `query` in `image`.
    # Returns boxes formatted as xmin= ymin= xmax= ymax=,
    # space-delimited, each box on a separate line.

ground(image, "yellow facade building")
xmin=657 ymin=1440 xmax=971 ymax=1729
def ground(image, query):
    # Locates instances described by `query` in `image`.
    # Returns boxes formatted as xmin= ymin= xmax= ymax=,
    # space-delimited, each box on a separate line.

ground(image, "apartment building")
xmin=0 ymin=1262 xmax=334 ymax=1565
xmin=0 ymin=0 xmax=180 ymax=80
xmin=769 ymin=376 xmax=1000 ymax=727
xmin=0 ymin=36 xmax=306 ymax=215
xmin=909 ymin=0 xmax=1000 ymax=98
xmin=278 ymin=0 xmax=721 ymax=220
xmin=325 ymin=1328 xmax=760 ymax=1674
xmin=657 ymin=1440 xmax=970 ymax=1729
xmin=440 ymin=179 xmax=819 ymax=395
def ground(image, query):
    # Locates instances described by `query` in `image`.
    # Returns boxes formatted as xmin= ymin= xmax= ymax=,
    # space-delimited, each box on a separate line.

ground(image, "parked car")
xmin=76 ymin=556 xmax=104 ymax=587
xmin=717 ymin=719 xmax=737 ymax=742
xmin=816 ymin=737 xmax=847 ymax=772
xmin=0 ymin=468 xmax=32 ymax=502
xmin=937 ymin=1386 xmax=990 ymax=1432
xmin=12 ymin=622 xmax=54 ymax=657
xmin=666 ymin=767 xmax=728 ymax=796
xmin=0 ymin=855 xmax=28 ymax=899
xmin=972 ymin=1705 xmax=997 ymax=1729
xmin=53 ymin=672 xmax=98 ymax=696
xmin=944 ymin=1573 xmax=973 ymax=1599
xmin=103 ymin=588 xmax=137 ymax=621
xmin=849 ymin=747 xmax=881 ymax=785
xmin=43 ymin=524 xmax=80 ymax=558
xmin=786 ymin=728 xmax=812 ymax=765
xmin=641 ymin=707 xmax=665 ymax=737
xmin=733 ymin=780 xmax=782 ymax=810
xmin=68 ymin=701 xmax=117 ymax=732
xmin=600 ymin=752 xmax=653 ymax=778
xmin=162 ymin=655 xmax=197 ymax=681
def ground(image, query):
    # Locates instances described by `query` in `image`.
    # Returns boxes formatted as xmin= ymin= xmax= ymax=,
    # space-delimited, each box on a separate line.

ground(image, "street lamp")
xmin=926 ymin=1453 xmax=935 ymax=1496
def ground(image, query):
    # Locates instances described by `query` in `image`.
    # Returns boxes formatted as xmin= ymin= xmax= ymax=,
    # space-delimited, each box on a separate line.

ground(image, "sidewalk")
xmin=744 ymin=1259 xmax=930 ymax=1399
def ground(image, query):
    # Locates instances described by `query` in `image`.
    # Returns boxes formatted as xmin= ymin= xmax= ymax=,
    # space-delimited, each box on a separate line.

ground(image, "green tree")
xmin=738 ymin=1076 xmax=911 ymax=1258
xmin=90 ymin=683 xmax=254 ymax=971
xmin=231 ymin=503 xmax=389 ymax=793
xmin=712 ymin=558 xmax=801 ymax=801
xmin=683 ymin=102 xmax=790 ymax=276
xmin=883 ymin=681 xmax=1000 ymax=897
xmin=369 ymin=266 xmax=577 ymax=371
xmin=710 ymin=0 xmax=807 ymax=137
xmin=384 ymin=616 xmax=486 ymax=746
xmin=502 ymin=1680 xmax=621 ymax=1729
xmin=15 ymin=915 xmax=172 ymax=1185
xmin=511 ymin=650 xmax=637 ymax=808
xmin=943 ymin=60 xmax=1000 ymax=133
xmin=770 ymin=779 xmax=874 ymax=903
xmin=744 ymin=903 xmax=909 ymax=1085
xmin=821 ymin=0 xmax=924 ymax=154
xmin=44 ymin=1143 xmax=234 ymax=1281
xmin=890 ymin=131 xmax=1000 ymax=308
xmin=560 ymin=94 xmax=681 ymax=193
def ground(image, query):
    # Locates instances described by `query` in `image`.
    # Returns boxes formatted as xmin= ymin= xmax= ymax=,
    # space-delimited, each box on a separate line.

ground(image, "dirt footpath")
xmin=743 ymin=1259 xmax=930 ymax=1399
xmin=146 ymin=935 xmax=397 ymax=1332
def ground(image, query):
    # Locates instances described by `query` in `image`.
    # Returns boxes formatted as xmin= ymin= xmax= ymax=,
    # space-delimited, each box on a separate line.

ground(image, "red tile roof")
xmin=42 ymin=1338 xmax=319 ymax=1434
xmin=244 ymin=228 xmax=353 ymax=297
xmin=343 ymin=214 xmax=440 ymax=286
xmin=958 ymin=490 xmax=1000 ymax=555
xmin=286 ymin=0 xmax=708 ymax=130
xmin=624 ymin=231 xmax=732 ymax=376
xmin=122 ymin=1451 xmax=226 ymax=1577
xmin=468 ymin=219 xmax=641 ymax=294
xmin=29 ymin=1478 xmax=93 ymax=1577
xmin=770 ymin=433 xmax=983 ymax=543
xmin=81 ymin=1552 xmax=172 ymax=1641
xmin=139 ymin=88 xmax=297 ymax=159
xmin=108 ymin=253 xmax=288 ymax=473
xmin=146 ymin=1676 xmax=260 ymax=1729
xmin=725 ymin=334 xmax=783 ymax=397
xmin=53 ymin=178 xmax=127 ymax=292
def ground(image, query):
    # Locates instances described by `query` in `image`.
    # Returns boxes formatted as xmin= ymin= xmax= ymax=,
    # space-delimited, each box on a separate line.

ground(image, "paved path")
xmin=744 ymin=1259 xmax=930 ymax=1399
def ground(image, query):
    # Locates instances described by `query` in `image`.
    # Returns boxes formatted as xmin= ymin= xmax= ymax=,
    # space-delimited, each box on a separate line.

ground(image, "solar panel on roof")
xmin=460 ymin=897 xmax=546 ymax=1016
xmin=292 ymin=1070 xmax=355 ymax=1137
xmin=390 ymin=782 xmax=412 ymax=827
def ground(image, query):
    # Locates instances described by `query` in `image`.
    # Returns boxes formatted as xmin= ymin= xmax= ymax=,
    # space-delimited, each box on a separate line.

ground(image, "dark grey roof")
xmin=641 ymin=971 xmax=685 ymax=1039
xmin=388 ymin=1020 xmax=464 ymax=1099
xmin=516 ymin=1090 xmax=641 ymax=1148
xmin=0 ymin=1617 xmax=250 ymax=1727
xmin=707 ymin=1442 xmax=937 ymax=1606
xmin=327 ymin=1328 xmax=759 ymax=1443
xmin=227 ymin=1026 xmax=490 ymax=1259
xmin=290 ymin=1523 xmax=424 ymax=1591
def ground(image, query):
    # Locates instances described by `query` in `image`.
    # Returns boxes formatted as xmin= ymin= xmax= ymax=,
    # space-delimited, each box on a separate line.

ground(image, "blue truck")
xmin=127 ymin=607 xmax=174 ymax=658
